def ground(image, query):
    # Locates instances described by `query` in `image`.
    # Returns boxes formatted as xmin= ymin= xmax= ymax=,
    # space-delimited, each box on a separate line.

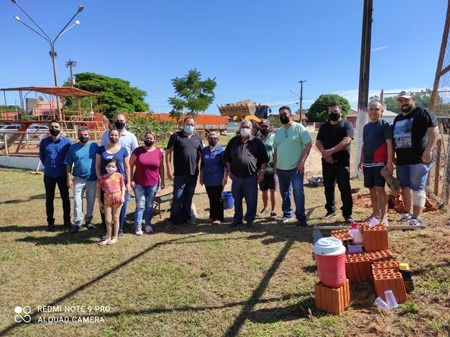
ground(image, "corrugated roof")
xmin=0 ymin=86 xmax=99 ymax=97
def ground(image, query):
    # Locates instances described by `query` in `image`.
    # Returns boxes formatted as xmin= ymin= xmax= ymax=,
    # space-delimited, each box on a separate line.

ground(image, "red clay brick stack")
xmin=328 ymin=223 xmax=408 ymax=309
xmin=314 ymin=279 xmax=350 ymax=315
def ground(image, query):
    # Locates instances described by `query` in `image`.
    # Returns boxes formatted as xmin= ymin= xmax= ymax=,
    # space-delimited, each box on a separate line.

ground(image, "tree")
xmin=306 ymin=94 xmax=351 ymax=122
xmin=168 ymin=69 xmax=217 ymax=120
xmin=65 ymin=72 xmax=149 ymax=119
xmin=381 ymin=88 xmax=438 ymax=114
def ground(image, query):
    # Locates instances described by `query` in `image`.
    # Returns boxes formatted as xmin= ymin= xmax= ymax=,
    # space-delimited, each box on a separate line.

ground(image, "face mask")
xmin=78 ymin=136 xmax=89 ymax=143
xmin=184 ymin=125 xmax=195 ymax=134
xmin=144 ymin=140 xmax=154 ymax=147
xmin=50 ymin=129 xmax=60 ymax=137
xmin=329 ymin=112 xmax=341 ymax=121
xmin=280 ymin=115 xmax=290 ymax=125
xmin=260 ymin=129 xmax=270 ymax=136
xmin=208 ymin=139 xmax=218 ymax=147
xmin=106 ymin=167 xmax=117 ymax=174
xmin=115 ymin=121 xmax=125 ymax=130
xmin=240 ymin=128 xmax=251 ymax=137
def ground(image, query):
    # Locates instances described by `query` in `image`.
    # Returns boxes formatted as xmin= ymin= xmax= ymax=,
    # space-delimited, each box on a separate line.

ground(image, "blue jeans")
xmin=277 ymin=168 xmax=306 ymax=223
xmin=231 ymin=174 xmax=258 ymax=222
xmin=396 ymin=163 xmax=430 ymax=190
xmin=119 ymin=189 xmax=131 ymax=230
xmin=134 ymin=184 xmax=159 ymax=226
xmin=169 ymin=175 xmax=198 ymax=223
xmin=72 ymin=177 xmax=97 ymax=227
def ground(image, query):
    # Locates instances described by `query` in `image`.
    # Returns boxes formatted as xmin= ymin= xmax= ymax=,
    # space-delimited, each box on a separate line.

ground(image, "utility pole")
xmin=299 ymin=80 xmax=306 ymax=124
xmin=354 ymin=0 xmax=373 ymax=178
xmin=65 ymin=59 xmax=78 ymax=86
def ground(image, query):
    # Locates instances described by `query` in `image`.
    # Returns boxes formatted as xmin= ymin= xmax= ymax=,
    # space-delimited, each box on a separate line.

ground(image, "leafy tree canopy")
xmin=65 ymin=72 xmax=149 ymax=119
xmin=168 ymin=69 xmax=216 ymax=120
xmin=370 ymin=88 xmax=440 ymax=114
xmin=306 ymin=94 xmax=350 ymax=122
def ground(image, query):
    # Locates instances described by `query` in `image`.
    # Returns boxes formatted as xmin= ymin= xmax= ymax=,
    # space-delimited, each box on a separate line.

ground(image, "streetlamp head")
xmin=11 ymin=0 xmax=17 ymax=3
xmin=77 ymin=6 xmax=84 ymax=13
xmin=14 ymin=16 xmax=20 ymax=21
xmin=74 ymin=20 xmax=80 ymax=25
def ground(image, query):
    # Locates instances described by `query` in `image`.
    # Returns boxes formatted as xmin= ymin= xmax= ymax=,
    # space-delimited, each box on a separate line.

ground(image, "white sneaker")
xmin=144 ymin=225 xmax=154 ymax=234
xmin=400 ymin=213 xmax=412 ymax=222
xmin=135 ymin=225 xmax=143 ymax=236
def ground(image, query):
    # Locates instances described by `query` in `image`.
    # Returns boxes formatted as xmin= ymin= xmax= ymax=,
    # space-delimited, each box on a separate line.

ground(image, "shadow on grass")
xmin=1 ymin=235 xmax=308 ymax=336
xmin=0 ymin=193 xmax=46 ymax=205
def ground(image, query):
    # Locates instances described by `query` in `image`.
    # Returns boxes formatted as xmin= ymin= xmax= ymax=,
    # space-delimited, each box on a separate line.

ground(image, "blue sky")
xmin=0 ymin=0 xmax=446 ymax=114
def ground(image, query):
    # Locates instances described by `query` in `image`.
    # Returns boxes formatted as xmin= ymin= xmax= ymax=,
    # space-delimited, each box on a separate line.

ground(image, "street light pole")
xmin=12 ymin=0 xmax=84 ymax=113
xmin=298 ymin=80 xmax=306 ymax=124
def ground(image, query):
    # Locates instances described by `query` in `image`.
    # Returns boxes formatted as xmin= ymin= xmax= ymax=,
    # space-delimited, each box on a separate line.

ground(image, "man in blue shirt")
xmin=65 ymin=126 xmax=99 ymax=233
xmin=39 ymin=120 xmax=72 ymax=231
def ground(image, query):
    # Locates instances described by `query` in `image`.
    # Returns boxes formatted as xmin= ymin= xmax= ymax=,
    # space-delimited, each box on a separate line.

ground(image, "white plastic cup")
xmin=384 ymin=290 xmax=398 ymax=308
xmin=374 ymin=297 xmax=389 ymax=310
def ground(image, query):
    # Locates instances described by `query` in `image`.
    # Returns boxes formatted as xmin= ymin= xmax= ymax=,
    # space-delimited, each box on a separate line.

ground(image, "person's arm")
xmin=159 ymin=150 xmax=165 ymax=189
xmin=322 ymin=137 xmax=352 ymax=159
xmin=120 ymin=175 xmax=126 ymax=202
xmin=39 ymin=140 xmax=45 ymax=165
xmin=297 ymin=142 xmax=312 ymax=174
xmin=386 ymin=139 xmax=394 ymax=175
xmin=272 ymin=147 xmax=277 ymax=174
xmin=129 ymin=153 xmax=137 ymax=189
xmin=66 ymin=164 xmax=73 ymax=189
xmin=124 ymin=155 xmax=131 ymax=191
xmin=422 ymin=125 xmax=439 ymax=163
xmin=165 ymin=148 xmax=174 ymax=180
xmin=358 ymin=143 xmax=364 ymax=172
xmin=95 ymin=153 xmax=102 ymax=180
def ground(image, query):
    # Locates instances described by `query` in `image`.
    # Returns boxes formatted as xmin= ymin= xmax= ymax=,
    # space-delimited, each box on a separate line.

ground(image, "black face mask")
xmin=260 ymin=129 xmax=270 ymax=136
xmin=115 ymin=121 xmax=125 ymax=130
xmin=329 ymin=112 xmax=341 ymax=121
xmin=280 ymin=115 xmax=290 ymax=125
xmin=78 ymin=136 xmax=90 ymax=143
xmin=50 ymin=129 xmax=60 ymax=137
xmin=208 ymin=139 xmax=218 ymax=147
xmin=144 ymin=140 xmax=154 ymax=147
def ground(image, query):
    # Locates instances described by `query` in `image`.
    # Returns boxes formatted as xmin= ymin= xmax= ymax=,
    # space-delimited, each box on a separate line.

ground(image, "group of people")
xmin=39 ymin=90 xmax=438 ymax=242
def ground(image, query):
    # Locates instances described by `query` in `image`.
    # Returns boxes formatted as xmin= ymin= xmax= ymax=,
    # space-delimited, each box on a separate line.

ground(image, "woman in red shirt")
xmin=130 ymin=131 xmax=165 ymax=235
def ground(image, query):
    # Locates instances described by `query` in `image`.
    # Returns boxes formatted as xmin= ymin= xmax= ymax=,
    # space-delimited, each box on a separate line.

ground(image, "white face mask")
xmin=106 ymin=167 xmax=117 ymax=174
xmin=240 ymin=128 xmax=251 ymax=137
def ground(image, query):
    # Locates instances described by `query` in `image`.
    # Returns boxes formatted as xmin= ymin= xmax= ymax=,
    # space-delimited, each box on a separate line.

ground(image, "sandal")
xmin=99 ymin=240 xmax=110 ymax=246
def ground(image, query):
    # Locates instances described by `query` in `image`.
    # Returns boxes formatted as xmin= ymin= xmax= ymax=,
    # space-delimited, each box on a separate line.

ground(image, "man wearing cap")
xmin=393 ymin=91 xmax=439 ymax=226
xmin=224 ymin=119 xmax=269 ymax=228
xmin=273 ymin=106 xmax=312 ymax=227
xmin=100 ymin=113 xmax=138 ymax=238
xmin=257 ymin=119 xmax=278 ymax=218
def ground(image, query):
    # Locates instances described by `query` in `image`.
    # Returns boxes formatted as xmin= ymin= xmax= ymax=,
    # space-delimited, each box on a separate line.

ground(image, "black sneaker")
xmin=297 ymin=221 xmax=309 ymax=228
xmin=245 ymin=221 xmax=254 ymax=227
xmin=46 ymin=224 xmax=55 ymax=232
xmin=69 ymin=226 xmax=79 ymax=234
xmin=321 ymin=211 xmax=337 ymax=220
xmin=229 ymin=220 xmax=242 ymax=228
xmin=100 ymin=232 xmax=108 ymax=241
xmin=86 ymin=223 xmax=95 ymax=230
xmin=64 ymin=222 xmax=72 ymax=228
xmin=118 ymin=229 xmax=125 ymax=239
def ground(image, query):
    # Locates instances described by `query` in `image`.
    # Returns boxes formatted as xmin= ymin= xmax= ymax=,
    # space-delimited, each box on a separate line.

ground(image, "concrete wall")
xmin=0 ymin=156 xmax=42 ymax=171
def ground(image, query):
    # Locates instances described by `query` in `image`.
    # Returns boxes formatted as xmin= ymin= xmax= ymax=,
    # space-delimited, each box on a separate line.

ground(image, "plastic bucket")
xmin=314 ymin=237 xmax=346 ymax=288
xmin=222 ymin=191 xmax=234 ymax=209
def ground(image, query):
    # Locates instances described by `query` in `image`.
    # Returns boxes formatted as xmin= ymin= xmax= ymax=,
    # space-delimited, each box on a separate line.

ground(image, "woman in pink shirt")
xmin=130 ymin=131 xmax=165 ymax=235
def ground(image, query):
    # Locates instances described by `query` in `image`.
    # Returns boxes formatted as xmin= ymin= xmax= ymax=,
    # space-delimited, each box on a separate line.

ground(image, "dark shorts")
xmin=363 ymin=166 xmax=385 ymax=188
xmin=259 ymin=173 xmax=278 ymax=191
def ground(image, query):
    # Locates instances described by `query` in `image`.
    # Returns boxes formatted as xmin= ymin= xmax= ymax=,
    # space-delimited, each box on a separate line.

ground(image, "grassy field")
xmin=0 ymin=167 xmax=449 ymax=337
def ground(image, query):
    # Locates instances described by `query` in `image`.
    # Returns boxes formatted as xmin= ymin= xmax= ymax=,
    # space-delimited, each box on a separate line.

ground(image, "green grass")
xmin=0 ymin=167 xmax=449 ymax=337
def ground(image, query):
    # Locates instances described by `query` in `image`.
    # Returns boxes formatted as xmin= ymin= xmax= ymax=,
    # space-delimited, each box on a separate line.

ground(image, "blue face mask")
xmin=184 ymin=125 xmax=195 ymax=134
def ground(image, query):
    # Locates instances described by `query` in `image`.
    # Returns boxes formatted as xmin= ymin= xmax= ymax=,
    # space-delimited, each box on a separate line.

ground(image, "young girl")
xmin=97 ymin=158 xmax=125 ymax=245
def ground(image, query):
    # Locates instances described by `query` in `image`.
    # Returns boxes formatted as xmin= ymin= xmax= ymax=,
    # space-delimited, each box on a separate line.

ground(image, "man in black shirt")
xmin=316 ymin=103 xmax=354 ymax=224
xmin=224 ymin=120 xmax=268 ymax=227
xmin=393 ymin=91 xmax=439 ymax=226
xmin=165 ymin=117 xmax=203 ymax=228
